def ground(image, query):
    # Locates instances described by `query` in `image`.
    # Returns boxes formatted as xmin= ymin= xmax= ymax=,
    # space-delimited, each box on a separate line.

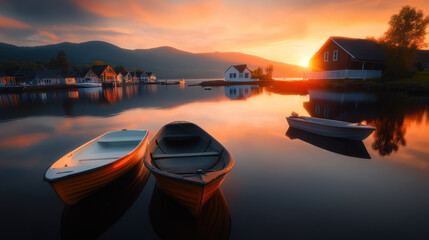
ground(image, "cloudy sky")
xmin=0 ymin=0 xmax=428 ymax=66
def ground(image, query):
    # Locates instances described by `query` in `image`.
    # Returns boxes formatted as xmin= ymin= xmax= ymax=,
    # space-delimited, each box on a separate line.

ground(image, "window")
xmin=245 ymin=73 xmax=249 ymax=78
xmin=333 ymin=50 xmax=338 ymax=61
xmin=324 ymin=52 xmax=329 ymax=62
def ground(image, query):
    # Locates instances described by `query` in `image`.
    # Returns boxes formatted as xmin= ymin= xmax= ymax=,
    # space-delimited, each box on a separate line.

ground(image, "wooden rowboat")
xmin=44 ymin=129 xmax=149 ymax=205
xmin=286 ymin=112 xmax=375 ymax=141
xmin=144 ymin=121 xmax=234 ymax=216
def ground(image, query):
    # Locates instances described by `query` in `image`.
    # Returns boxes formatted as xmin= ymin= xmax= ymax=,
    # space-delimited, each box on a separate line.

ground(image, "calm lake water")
xmin=1 ymin=84 xmax=429 ymax=239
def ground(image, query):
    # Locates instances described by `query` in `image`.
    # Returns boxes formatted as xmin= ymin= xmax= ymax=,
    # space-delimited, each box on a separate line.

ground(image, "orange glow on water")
xmin=0 ymin=133 xmax=49 ymax=149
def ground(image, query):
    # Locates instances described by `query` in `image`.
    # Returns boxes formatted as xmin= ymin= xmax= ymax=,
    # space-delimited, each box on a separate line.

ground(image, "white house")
xmin=76 ymin=69 xmax=100 ymax=83
xmin=34 ymin=69 xmax=62 ymax=85
xmin=225 ymin=64 xmax=257 ymax=82
xmin=142 ymin=72 xmax=157 ymax=83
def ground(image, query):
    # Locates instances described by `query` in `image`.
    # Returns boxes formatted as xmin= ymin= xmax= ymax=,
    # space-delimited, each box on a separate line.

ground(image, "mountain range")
xmin=0 ymin=41 xmax=307 ymax=79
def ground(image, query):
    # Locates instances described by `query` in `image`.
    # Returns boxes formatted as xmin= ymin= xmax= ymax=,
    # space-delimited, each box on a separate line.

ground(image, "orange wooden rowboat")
xmin=144 ymin=121 xmax=234 ymax=216
xmin=44 ymin=129 xmax=149 ymax=205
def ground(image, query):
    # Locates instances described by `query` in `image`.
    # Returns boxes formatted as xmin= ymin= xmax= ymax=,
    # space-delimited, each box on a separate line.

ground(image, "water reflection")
xmin=225 ymin=85 xmax=261 ymax=100
xmin=286 ymin=127 xmax=371 ymax=159
xmin=149 ymin=186 xmax=230 ymax=240
xmin=303 ymin=90 xmax=429 ymax=156
xmin=0 ymin=85 xmax=225 ymax=122
xmin=61 ymin=159 xmax=150 ymax=240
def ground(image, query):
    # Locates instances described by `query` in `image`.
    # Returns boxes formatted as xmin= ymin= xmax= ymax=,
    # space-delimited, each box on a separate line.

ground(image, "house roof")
xmin=75 ymin=68 xmax=90 ymax=77
xmin=120 ymin=71 xmax=130 ymax=76
xmin=4 ymin=67 xmax=35 ymax=78
xmin=35 ymin=69 xmax=62 ymax=79
xmin=417 ymin=50 xmax=429 ymax=63
xmin=135 ymin=71 xmax=145 ymax=77
xmin=232 ymin=64 xmax=249 ymax=73
xmin=330 ymin=37 xmax=385 ymax=62
xmin=90 ymin=65 xmax=110 ymax=77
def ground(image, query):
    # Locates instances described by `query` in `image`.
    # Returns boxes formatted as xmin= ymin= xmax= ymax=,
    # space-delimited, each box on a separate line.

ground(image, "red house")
xmin=306 ymin=37 xmax=385 ymax=80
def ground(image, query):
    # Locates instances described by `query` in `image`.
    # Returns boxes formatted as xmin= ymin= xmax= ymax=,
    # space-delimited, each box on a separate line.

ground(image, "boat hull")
xmin=48 ymin=136 xmax=148 ymax=205
xmin=152 ymin=171 xmax=227 ymax=216
xmin=286 ymin=117 xmax=375 ymax=140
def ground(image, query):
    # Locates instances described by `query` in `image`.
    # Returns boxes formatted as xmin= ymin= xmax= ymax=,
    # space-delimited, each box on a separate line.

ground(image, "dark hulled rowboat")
xmin=144 ymin=121 xmax=234 ymax=215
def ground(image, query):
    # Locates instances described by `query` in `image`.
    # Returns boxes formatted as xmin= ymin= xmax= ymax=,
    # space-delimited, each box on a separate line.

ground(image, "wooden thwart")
xmin=152 ymin=151 xmax=219 ymax=159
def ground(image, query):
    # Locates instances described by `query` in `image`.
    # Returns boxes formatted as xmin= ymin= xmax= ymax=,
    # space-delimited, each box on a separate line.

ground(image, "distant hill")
xmin=0 ymin=41 xmax=307 ymax=78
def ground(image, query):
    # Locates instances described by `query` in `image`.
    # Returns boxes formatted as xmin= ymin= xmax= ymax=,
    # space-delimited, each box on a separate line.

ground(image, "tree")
xmin=251 ymin=67 xmax=264 ymax=79
xmin=265 ymin=64 xmax=274 ymax=80
xmin=47 ymin=50 xmax=72 ymax=74
xmin=135 ymin=68 xmax=143 ymax=72
xmin=381 ymin=6 xmax=429 ymax=77
xmin=114 ymin=65 xmax=128 ymax=73
xmin=383 ymin=6 xmax=429 ymax=49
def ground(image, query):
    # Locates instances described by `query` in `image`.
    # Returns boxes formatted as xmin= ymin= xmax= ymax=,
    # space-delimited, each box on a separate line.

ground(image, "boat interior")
xmin=150 ymin=123 xmax=226 ymax=174
xmin=71 ymin=130 xmax=147 ymax=166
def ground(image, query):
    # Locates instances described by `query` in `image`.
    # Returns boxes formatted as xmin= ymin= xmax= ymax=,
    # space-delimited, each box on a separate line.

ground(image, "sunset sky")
xmin=0 ymin=0 xmax=428 ymax=67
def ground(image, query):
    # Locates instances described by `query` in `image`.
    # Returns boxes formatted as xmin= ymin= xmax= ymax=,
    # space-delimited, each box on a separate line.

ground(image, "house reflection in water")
xmin=304 ymin=90 xmax=377 ymax=122
xmin=225 ymin=85 xmax=260 ymax=100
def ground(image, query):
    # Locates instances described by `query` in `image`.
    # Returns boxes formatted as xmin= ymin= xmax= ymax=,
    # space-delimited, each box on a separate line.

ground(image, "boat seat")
xmin=154 ymin=155 xmax=219 ymax=174
xmin=76 ymin=152 xmax=124 ymax=161
xmin=151 ymin=151 xmax=219 ymax=159
xmin=97 ymin=137 xmax=142 ymax=143
xmin=163 ymin=134 xmax=200 ymax=142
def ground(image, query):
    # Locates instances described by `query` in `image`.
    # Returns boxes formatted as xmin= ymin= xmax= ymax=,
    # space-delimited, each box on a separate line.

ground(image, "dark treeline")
xmin=0 ymin=51 xmax=139 ymax=74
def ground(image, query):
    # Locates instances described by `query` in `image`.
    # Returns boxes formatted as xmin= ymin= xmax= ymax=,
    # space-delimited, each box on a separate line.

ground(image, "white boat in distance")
xmin=286 ymin=112 xmax=375 ymax=141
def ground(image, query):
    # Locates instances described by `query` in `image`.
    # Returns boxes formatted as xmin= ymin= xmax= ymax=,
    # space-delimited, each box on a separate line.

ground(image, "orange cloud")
xmin=0 ymin=14 xmax=31 ymax=29
xmin=38 ymin=30 xmax=57 ymax=40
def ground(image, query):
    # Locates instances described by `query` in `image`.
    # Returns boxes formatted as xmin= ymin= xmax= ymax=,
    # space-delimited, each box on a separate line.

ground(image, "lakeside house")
xmin=34 ymin=69 xmax=76 ymax=85
xmin=0 ymin=71 xmax=15 ymax=86
xmin=34 ymin=69 xmax=61 ymax=85
xmin=3 ymin=67 xmax=35 ymax=85
xmin=119 ymin=71 xmax=133 ymax=83
xmin=135 ymin=71 xmax=145 ymax=83
xmin=143 ymin=72 xmax=157 ymax=83
xmin=225 ymin=64 xmax=257 ymax=82
xmin=305 ymin=37 xmax=385 ymax=80
xmin=75 ymin=68 xmax=100 ymax=84
xmin=90 ymin=65 xmax=117 ymax=84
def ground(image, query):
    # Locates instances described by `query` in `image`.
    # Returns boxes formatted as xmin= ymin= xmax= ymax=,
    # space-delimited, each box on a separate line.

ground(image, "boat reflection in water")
xmin=61 ymin=158 xmax=150 ymax=240
xmin=286 ymin=127 xmax=371 ymax=159
xmin=149 ymin=185 xmax=230 ymax=240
